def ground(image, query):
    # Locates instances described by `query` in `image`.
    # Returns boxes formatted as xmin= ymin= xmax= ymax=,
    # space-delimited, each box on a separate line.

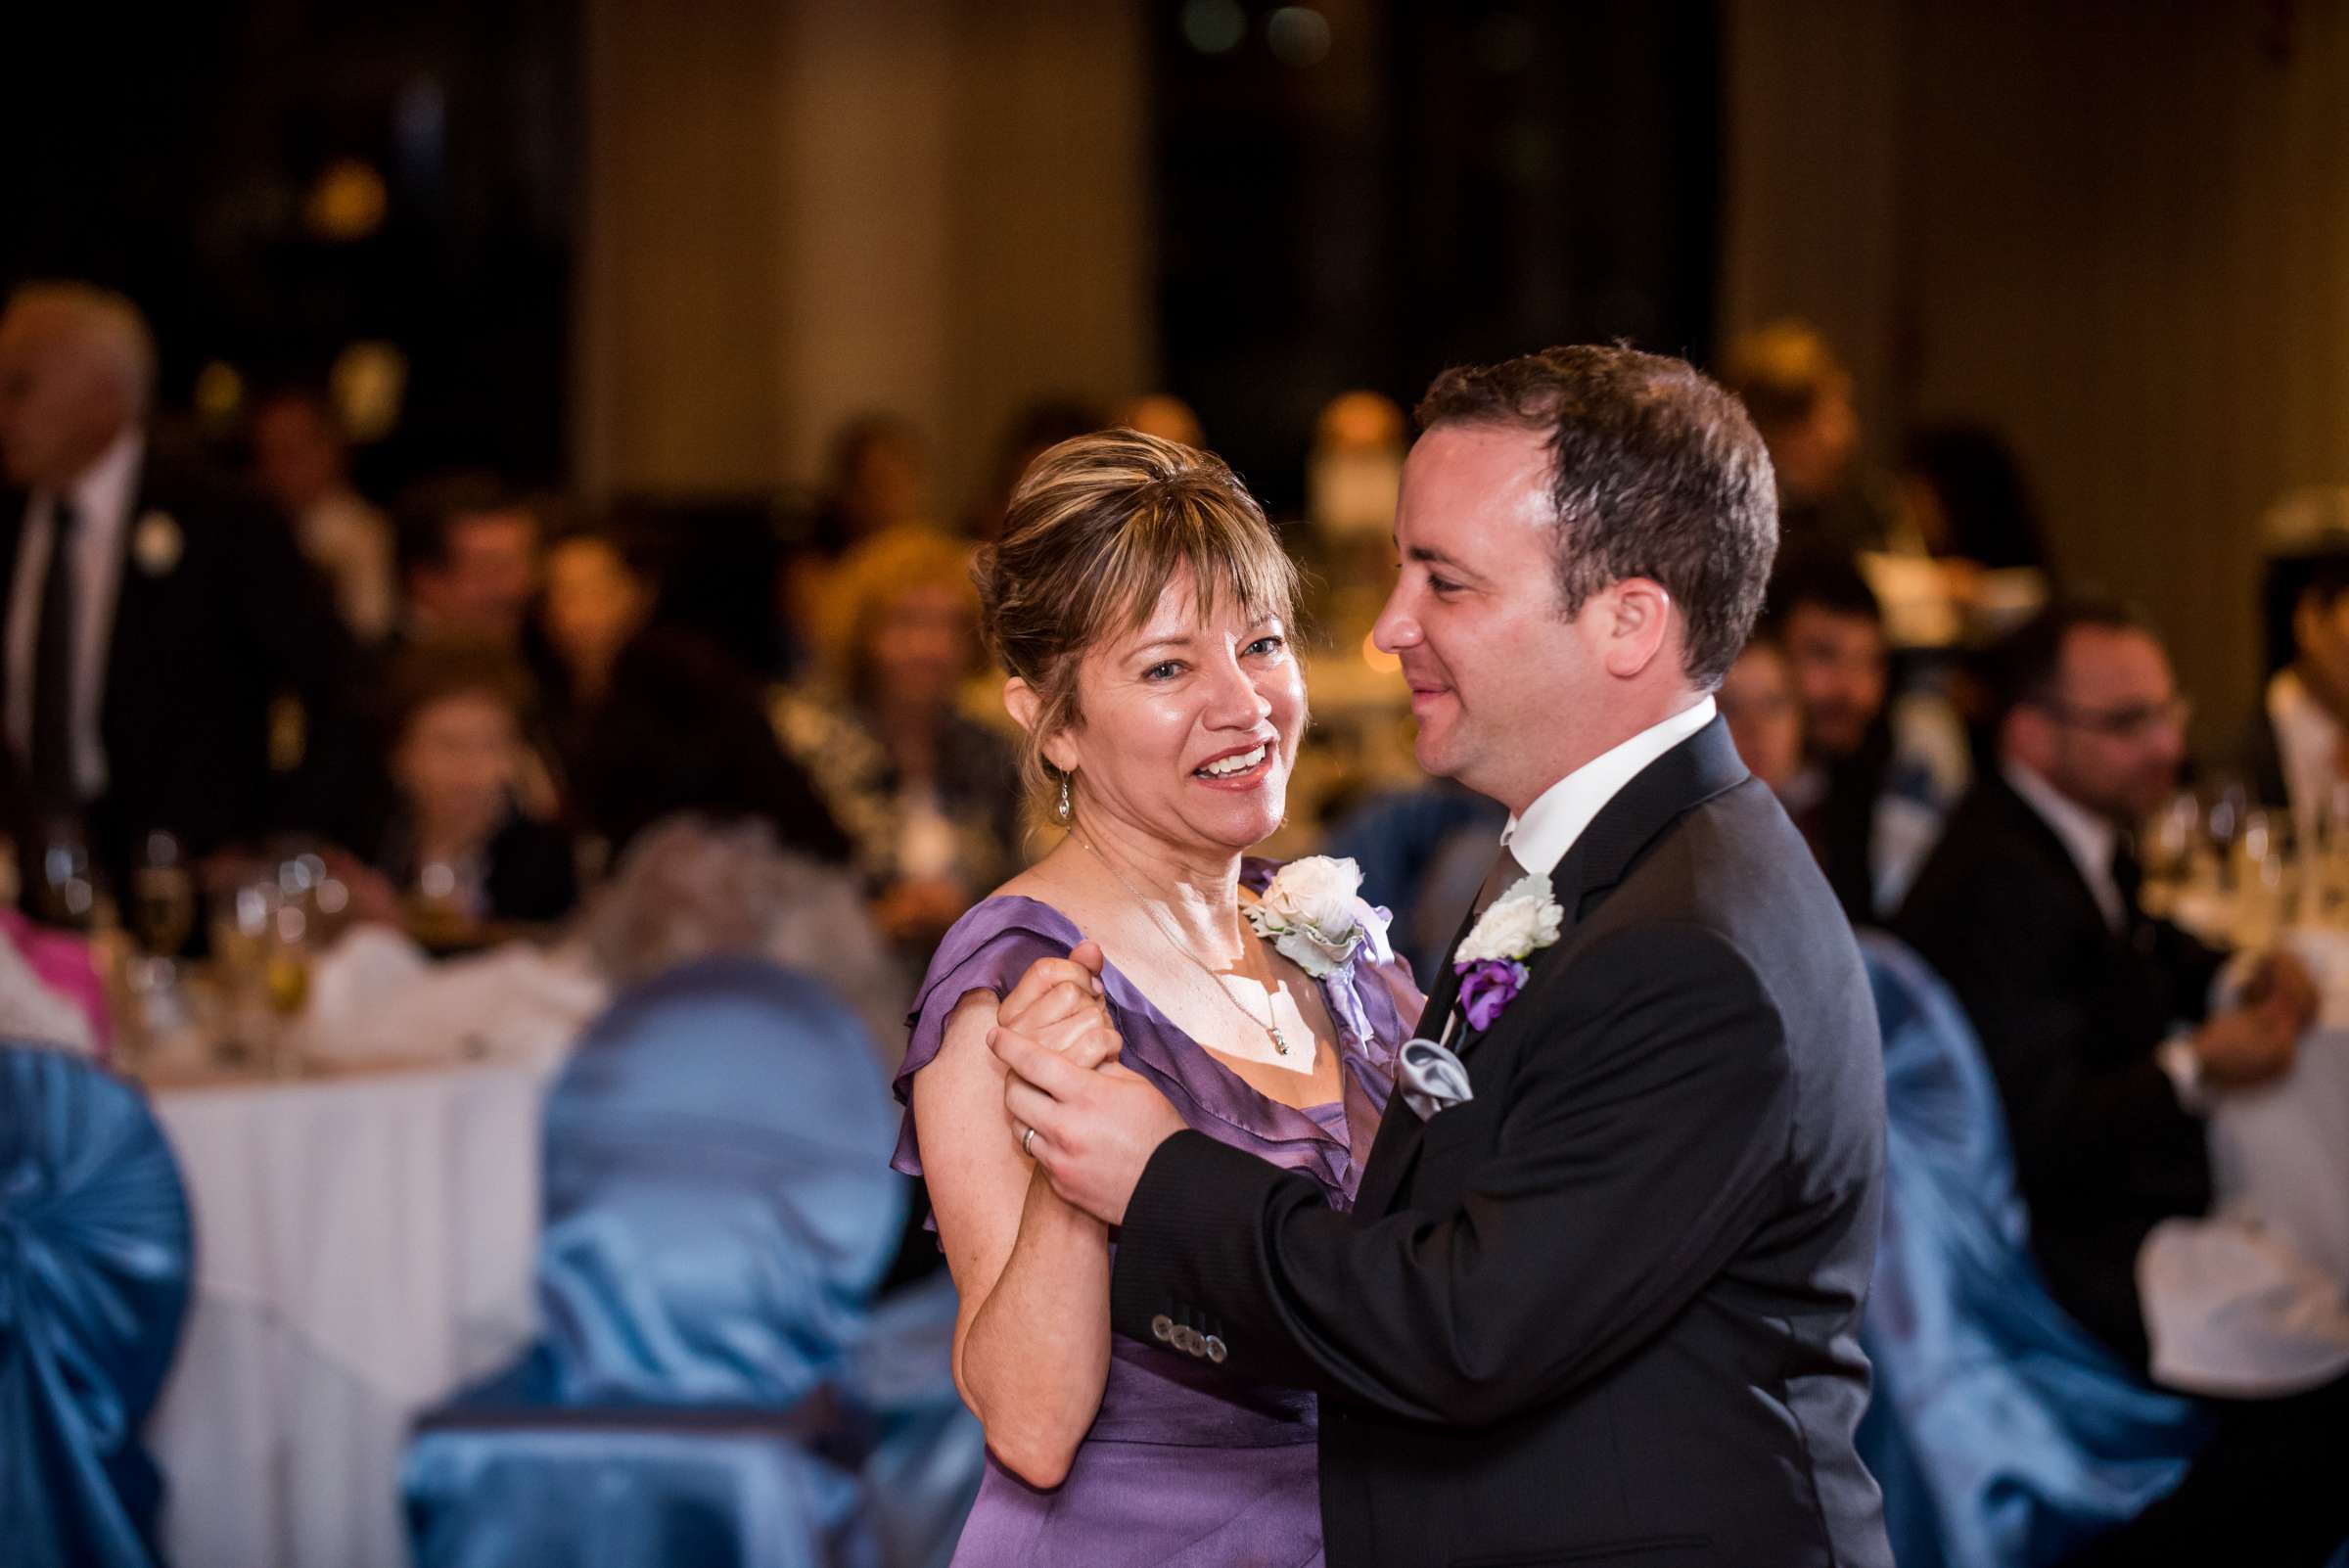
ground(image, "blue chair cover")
xmin=405 ymin=957 xmax=915 ymax=1568
xmin=0 ymin=1042 xmax=193 ymax=1568
xmin=1856 ymin=934 xmax=2211 ymax=1568
xmin=844 ymin=1273 xmax=984 ymax=1568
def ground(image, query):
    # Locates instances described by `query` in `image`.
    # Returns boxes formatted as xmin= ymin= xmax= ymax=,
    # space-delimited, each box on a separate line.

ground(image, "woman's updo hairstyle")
xmin=974 ymin=428 xmax=1299 ymax=809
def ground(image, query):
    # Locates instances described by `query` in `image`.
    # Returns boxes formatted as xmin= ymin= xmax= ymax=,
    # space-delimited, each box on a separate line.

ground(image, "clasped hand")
xmin=992 ymin=941 xmax=1188 ymax=1227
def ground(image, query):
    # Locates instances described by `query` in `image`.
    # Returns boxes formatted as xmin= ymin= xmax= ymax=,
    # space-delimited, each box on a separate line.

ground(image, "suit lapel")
xmin=1356 ymin=717 xmax=1751 ymax=1218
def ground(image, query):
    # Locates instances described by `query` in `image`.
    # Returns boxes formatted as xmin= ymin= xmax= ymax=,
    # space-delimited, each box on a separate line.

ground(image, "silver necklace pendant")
xmin=1269 ymin=1025 xmax=1290 ymax=1056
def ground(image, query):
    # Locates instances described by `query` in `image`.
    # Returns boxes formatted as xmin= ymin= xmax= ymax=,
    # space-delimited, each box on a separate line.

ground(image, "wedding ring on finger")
xmin=1020 ymin=1126 xmax=1037 ymax=1158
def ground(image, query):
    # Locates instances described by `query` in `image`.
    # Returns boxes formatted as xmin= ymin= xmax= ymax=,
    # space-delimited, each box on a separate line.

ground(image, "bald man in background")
xmin=0 ymin=282 xmax=371 ymax=893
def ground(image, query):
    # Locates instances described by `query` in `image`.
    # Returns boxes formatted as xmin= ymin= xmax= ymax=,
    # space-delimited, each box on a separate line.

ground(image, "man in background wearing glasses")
xmin=1896 ymin=599 xmax=2347 ymax=1561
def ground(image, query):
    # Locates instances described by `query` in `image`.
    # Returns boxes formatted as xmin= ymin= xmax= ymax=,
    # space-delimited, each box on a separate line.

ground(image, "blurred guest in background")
xmin=581 ymin=812 xmax=903 ymax=1070
xmin=356 ymin=637 xmax=576 ymax=941
xmin=817 ymin=414 xmax=934 ymax=552
xmin=1301 ymin=390 xmax=1409 ymax=653
xmin=1718 ymin=630 xmax=1805 ymax=796
xmin=782 ymin=414 xmax=938 ymax=674
xmin=1896 ymin=601 xmax=2348 ymax=1562
xmin=1115 ymin=393 xmax=1204 ymax=449
xmin=0 ymin=282 xmax=373 ymax=887
xmin=537 ymin=522 xmax=852 ymax=866
xmin=773 ymin=527 xmax=1023 ymax=954
xmin=251 ymin=384 xmax=397 ymax=643
xmin=1897 ymin=422 xmax=2052 ymax=575
xmin=966 ymin=398 xmax=1102 ymax=542
xmin=1768 ymin=550 xmax=1954 ymax=922
xmin=2243 ymin=554 xmax=2349 ymax=835
xmin=395 ymin=472 xmax=542 ymax=647
xmin=1721 ymin=319 xmax=1896 ymax=558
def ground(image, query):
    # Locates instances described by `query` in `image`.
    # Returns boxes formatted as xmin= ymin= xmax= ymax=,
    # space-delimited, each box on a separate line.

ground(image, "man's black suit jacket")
xmin=1113 ymin=718 xmax=1892 ymax=1568
xmin=0 ymin=448 xmax=375 ymax=876
xmin=1894 ymin=769 xmax=2225 ymax=1367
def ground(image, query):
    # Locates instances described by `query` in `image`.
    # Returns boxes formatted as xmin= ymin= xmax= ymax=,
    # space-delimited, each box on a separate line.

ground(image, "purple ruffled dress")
xmin=893 ymin=860 xmax=1413 ymax=1568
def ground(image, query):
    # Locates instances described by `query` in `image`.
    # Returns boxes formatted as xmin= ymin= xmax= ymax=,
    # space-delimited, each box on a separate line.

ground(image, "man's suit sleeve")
xmin=1109 ymin=921 xmax=1796 ymax=1427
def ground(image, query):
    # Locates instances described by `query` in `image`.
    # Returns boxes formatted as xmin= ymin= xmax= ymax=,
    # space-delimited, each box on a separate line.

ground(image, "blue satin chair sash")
xmin=1856 ymin=934 xmax=2210 ymax=1568
xmin=405 ymin=957 xmax=960 ymax=1568
xmin=0 ymin=1042 xmax=194 ymax=1568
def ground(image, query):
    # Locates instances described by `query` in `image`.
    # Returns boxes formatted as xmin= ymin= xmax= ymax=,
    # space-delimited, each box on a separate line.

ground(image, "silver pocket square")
xmin=1397 ymin=1037 xmax=1474 ymax=1121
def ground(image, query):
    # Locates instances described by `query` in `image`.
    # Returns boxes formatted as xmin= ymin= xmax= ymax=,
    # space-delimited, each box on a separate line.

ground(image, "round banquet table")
xmin=2140 ymin=925 xmax=2349 ymax=1395
xmin=142 ymin=1052 xmax=552 ymax=1568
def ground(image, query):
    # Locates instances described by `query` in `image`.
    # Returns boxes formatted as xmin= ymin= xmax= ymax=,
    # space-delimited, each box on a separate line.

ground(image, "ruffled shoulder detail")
xmin=891 ymin=897 xmax=1079 ymax=1178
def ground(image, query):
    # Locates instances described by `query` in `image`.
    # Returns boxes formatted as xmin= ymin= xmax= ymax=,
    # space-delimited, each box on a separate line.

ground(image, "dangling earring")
xmin=1056 ymin=772 xmax=1073 ymax=824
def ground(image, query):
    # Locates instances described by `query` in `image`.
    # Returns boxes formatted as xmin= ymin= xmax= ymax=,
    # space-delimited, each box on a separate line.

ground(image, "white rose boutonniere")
xmin=133 ymin=511 xmax=183 ymax=576
xmin=1246 ymin=855 xmax=1366 ymax=978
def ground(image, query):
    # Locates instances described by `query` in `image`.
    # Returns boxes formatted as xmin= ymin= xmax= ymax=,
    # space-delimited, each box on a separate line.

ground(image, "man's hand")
xmin=998 ymin=941 xmax=1122 ymax=1071
xmin=993 ymin=1023 xmax=1186 ymax=1226
xmin=2192 ymin=1002 xmax=2299 ymax=1090
xmin=2239 ymin=947 xmax=2321 ymax=1036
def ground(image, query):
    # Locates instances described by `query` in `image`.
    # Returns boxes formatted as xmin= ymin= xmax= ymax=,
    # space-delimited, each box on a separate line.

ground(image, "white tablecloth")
xmin=2141 ymin=928 xmax=2349 ymax=1396
xmin=146 ymin=1055 xmax=551 ymax=1568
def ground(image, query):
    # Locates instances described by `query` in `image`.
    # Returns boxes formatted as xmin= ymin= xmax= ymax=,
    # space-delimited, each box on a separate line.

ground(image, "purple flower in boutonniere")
xmin=1450 ymin=871 xmax=1565 ymax=1033
xmin=1457 ymin=958 xmax=1530 ymax=1032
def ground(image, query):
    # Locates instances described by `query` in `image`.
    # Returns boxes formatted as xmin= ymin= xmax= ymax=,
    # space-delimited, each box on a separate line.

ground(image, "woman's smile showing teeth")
xmin=1194 ymin=741 xmax=1271 ymax=782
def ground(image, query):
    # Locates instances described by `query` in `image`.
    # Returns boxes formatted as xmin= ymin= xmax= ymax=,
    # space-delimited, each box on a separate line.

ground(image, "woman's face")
xmin=543 ymin=538 xmax=649 ymax=675
xmin=394 ymin=692 xmax=520 ymax=849
xmin=1042 ymin=566 xmax=1305 ymax=857
xmin=1719 ymin=641 xmax=1805 ymax=796
xmin=868 ymin=580 xmax=975 ymax=713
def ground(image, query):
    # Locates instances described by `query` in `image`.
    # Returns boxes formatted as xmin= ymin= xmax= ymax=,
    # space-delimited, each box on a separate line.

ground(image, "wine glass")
xmin=2141 ymin=791 xmax=2200 ymax=917
xmin=132 ymin=831 xmax=196 ymax=958
xmin=34 ymin=819 xmax=95 ymax=931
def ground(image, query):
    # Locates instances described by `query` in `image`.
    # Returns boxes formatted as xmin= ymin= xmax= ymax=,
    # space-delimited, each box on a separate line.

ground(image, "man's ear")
xmin=1595 ymin=576 xmax=1675 ymax=680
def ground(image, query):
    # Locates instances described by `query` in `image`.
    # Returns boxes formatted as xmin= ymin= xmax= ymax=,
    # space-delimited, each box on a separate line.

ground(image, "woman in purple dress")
xmin=892 ymin=431 xmax=1421 ymax=1566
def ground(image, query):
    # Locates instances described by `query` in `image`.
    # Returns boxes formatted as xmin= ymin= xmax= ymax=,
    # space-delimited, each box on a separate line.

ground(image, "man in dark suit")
xmin=0 ymin=282 xmax=374 ymax=890
xmin=1897 ymin=602 xmax=2349 ymax=1565
xmin=995 ymin=346 xmax=1893 ymax=1567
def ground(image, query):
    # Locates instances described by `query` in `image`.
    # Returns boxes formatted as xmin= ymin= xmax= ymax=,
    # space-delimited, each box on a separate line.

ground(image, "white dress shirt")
xmin=2266 ymin=669 xmax=2343 ymax=836
xmin=7 ymin=427 xmax=143 ymax=800
xmin=1501 ymin=696 xmax=1719 ymax=878
xmin=2003 ymin=760 xmax=2125 ymax=932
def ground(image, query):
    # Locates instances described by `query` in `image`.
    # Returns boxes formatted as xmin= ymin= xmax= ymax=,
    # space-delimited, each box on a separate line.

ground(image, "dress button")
xmin=1175 ymin=1325 xmax=1201 ymax=1356
xmin=1204 ymin=1334 xmax=1227 ymax=1363
xmin=1150 ymin=1314 xmax=1174 ymax=1343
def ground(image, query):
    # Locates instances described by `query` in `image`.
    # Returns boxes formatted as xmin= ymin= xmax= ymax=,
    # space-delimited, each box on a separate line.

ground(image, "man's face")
xmin=2293 ymin=587 xmax=2349 ymax=713
xmin=1371 ymin=423 xmax=1602 ymax=813
xmin=252 ymin=396 xmax=346 ymax=515
xmin=415 ymin=511 xmax=541 ymax=641
xmin=1720 ymin=640 xmax=1804 ymax=795
xmin=1784 ymin=603 xmax=1888 ymax=761
xmin=0 ymin=303 xmax=129 ymax=488
xmin=2022 ymin=626 xmax=2188 ymax=824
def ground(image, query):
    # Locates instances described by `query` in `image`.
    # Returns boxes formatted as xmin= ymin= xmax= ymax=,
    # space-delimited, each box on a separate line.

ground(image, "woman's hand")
xmin=997 ymin=940 xmax=1122 ymax=1070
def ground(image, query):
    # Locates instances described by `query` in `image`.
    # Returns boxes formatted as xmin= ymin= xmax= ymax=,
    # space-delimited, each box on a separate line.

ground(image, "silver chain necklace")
xmin=1071 ymin=830 xmax=1293 ymax=1057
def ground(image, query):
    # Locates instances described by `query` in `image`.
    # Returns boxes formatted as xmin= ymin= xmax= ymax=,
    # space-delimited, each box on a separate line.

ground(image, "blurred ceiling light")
xmin=1267 ymin=6 xmax=1332 ymax=68
xmin=1180 ymin=0 xmax=1245 ymax=55
xmin=330 ymin=342 xmax=408 ymax=443
xmin=304 ymin=159 xmax=389 ymax=242
xmin=1360 ymin=629 xmax=1400 ymax=676
xmin=305 ymin=161 xmax=388 ymax=245
xmin=193 ymin=360 xmax=245 ymax=432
